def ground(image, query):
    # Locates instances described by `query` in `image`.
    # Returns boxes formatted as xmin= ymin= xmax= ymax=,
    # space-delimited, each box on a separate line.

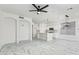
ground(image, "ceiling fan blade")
xmin=32 ymin=4 xmax=38 ymax=10
xmin=40 ymin=5 xmax=49 ymax=10
xmin=40 ymin=10 xmax=48 ymax=13
xmin=29 ymin=10 xmax=37 ymax=12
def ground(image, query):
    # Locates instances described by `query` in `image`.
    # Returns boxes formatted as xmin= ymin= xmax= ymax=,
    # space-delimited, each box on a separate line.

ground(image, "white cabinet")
xmin=37 ymin=33 xmax=47 ymax=40
xmin=47 ymin=33 xmax=53 ymax=41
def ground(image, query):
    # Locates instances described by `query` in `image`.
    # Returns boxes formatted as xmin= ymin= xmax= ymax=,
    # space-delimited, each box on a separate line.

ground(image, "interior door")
xmin=19 ymin=20 xmax=30 ymax=41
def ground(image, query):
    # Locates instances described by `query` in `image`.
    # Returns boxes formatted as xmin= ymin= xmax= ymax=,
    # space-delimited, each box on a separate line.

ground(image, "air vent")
xmin=19 ymin=16 xmax=24 ymax=19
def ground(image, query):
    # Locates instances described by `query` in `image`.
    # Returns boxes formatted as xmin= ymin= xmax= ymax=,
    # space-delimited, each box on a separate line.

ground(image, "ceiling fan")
xmin=29 ymin=4 xmax=49 ymax=14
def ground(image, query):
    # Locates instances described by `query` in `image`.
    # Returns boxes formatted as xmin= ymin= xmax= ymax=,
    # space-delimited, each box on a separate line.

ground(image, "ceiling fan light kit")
xmin=37 ymin=11 xmax=40 ymax=14
xmin=29 ymin=4 xmax=49 ymax=14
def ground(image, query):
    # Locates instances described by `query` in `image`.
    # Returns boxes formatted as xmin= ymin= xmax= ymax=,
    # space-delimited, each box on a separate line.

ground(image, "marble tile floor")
xmin=0 ymin=38 xmax=79 ymax=55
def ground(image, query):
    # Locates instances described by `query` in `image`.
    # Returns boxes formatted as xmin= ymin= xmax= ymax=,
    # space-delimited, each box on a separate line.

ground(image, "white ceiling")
xmin=0 ymin=4 xmax=79 ymax=24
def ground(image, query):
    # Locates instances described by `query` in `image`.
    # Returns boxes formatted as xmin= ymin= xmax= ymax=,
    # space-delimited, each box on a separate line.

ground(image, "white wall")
xmin=0 ymin=17 xmax=16 ymax=49
xmin=0 ymin=11 xmax=32 ymax=49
